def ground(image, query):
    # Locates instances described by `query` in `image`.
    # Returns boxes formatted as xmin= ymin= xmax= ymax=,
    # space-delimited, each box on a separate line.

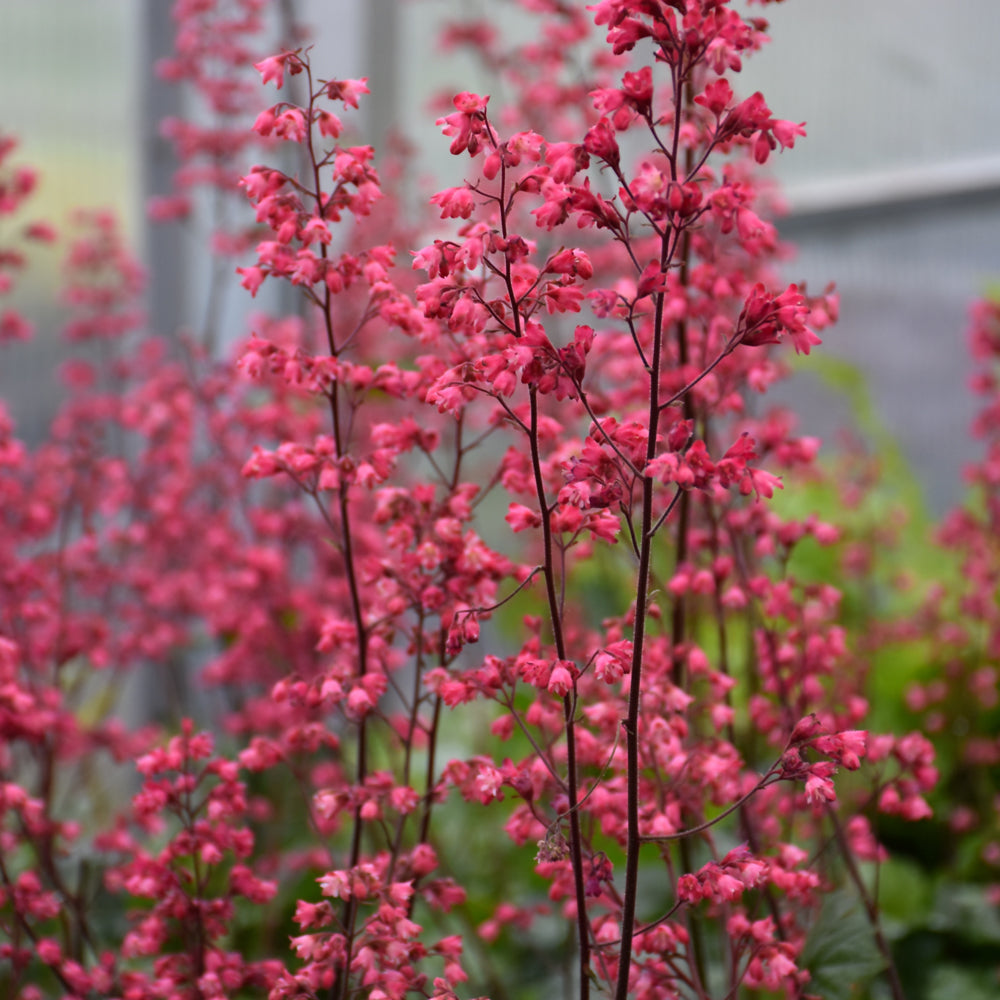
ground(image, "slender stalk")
xmin=486 ymin=115 xmax=593 ymax=995
xmin=826 ymin=807 xmax=906 ymax=1000
xmin=301 ymin=80 xmax=371 ymax=993
xmin=614 ymin=232 xmax=671 ymax=1000
xmin=528 ymin=386 xmax=592 ymax=1000
xmin=617 ymin=48 xmax=712 ymax=999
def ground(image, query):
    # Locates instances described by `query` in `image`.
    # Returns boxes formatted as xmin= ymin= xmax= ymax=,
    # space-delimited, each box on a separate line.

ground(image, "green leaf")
xmin=927 ymin=883 xmax=1000 ymax=946
xmin=874 ymin=857 xmax=933 ymax=928
xmin=800 ymin=891 xmax=887 ymax=1000
xmin=925 ymin=963 xmax=999 ymax=1000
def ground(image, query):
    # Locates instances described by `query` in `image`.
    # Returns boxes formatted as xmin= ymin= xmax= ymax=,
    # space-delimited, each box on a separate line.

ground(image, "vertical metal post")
xmin=363 ymin=0 xmax=400 ymax=147
xmin=140 ymin=0 xmax=188 ymax=339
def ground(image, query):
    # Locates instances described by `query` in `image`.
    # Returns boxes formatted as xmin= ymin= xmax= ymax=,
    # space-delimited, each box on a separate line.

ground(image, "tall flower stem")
xmin=615 ymin=234 xmax=670 ymax=1000
xmin=529 ymin=384 xmax=592 ymax=999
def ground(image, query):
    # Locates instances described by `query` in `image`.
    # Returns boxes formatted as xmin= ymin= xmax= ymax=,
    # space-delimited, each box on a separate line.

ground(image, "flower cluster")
xmin=2 ymin=2 xmax=985 ymax=1000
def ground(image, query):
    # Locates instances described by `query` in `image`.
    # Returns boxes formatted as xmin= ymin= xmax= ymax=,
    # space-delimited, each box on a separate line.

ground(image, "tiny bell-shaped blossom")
xmin=254 ymin=51 xmax=303 ymax=89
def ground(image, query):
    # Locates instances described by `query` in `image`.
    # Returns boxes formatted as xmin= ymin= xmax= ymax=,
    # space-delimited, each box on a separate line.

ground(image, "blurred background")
xmin=1 ymin=0 xmax=998 ymax=512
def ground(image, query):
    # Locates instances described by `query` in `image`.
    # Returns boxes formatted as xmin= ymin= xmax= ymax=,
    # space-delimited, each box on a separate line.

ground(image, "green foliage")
xmin=888 ymin=883 xmax=1000 ymax=1000
xmin=800 ymin=891 xmax=886 ymax=1000
xmin=774 ymin=352 xmax=1000 ymax=999
xmin=922 ymin=964 xmax=999 ymax=1000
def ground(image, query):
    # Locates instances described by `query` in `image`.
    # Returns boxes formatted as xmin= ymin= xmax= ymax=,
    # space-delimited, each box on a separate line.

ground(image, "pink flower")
xmin=430 ymin=186 xmax=476 ymax=220
xmin=236 ymin=265 xmax=266 ymax=296
xmin=346 ymin=686 xmax=375 ymax=719
xmin=583 ymin=118 xmax=620 ymax=166
xmin=548 ymin=661 xmax=577 ymax=697
xmin=325 ymin=78 xmax=370 ymax=108
xmin=0 ymin=309 xmax=32 ymax=341
xmin=804 ymin=764 xmax=837 ymax=805
xmin=316 ymin=109 xmax=343 ymax=138
xmin=254 ymin=52 xmax=301 ymax=89
xmin=772 ymin=118 xmax=807 ymax=150
xmin=24 ymin=221 xmax=56 ymax=242
xmin=436 ymin=92 xmax=493 ymax=156
xmin=695 ymin=78 xmax=734 ymax=117
xmin=506 ymin=502 xmax=541 ymax=532
xmin=251 ymin=107 xmax=277 ymax=136
xmin=273 ymin=109 xmax=308 ymax=142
